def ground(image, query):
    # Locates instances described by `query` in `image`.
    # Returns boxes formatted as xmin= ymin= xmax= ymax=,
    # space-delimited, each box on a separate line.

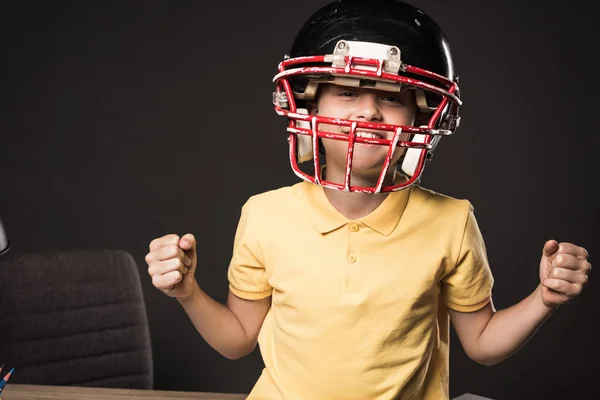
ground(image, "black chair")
xmin=0 ymin=249 xmax=153 ymax=389
xmin=0 ymin=217 xmax=9 ymax=255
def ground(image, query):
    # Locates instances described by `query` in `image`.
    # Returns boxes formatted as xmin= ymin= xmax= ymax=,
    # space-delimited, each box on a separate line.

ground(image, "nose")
xmin=354 ymin=94 xmax=382 ymax=121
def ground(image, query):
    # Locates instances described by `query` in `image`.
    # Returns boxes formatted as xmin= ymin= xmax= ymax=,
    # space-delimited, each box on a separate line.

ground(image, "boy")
xmin=145 ymin=1 xmax=591 ymax=398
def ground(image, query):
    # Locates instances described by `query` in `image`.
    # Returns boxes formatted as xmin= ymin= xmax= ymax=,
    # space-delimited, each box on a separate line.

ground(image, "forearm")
xmin=474 ymin=284 xmax=557 ymax=365
xmin=177 ymin=281 xmax=254 ymax=360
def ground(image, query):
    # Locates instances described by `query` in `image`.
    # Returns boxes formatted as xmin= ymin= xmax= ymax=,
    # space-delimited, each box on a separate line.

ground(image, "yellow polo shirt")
xmin=228 ymin=181 xmax=494 ymax=399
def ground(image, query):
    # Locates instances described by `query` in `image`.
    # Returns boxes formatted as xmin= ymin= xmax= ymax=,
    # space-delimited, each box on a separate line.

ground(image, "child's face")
xmin=312 ymin=83 xmax=417 ymax=180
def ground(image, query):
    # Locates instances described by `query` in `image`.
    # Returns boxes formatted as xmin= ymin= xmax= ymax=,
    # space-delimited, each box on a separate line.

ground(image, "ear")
xmin=306 ymin=100 xmax=318 ymax=116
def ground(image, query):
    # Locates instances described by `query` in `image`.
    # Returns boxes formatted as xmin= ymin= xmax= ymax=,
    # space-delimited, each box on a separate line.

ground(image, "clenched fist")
xmin=146 ymin=233 xmax=197 ymax=298
xmin=540 ymin=240 xmax=591 ymax=308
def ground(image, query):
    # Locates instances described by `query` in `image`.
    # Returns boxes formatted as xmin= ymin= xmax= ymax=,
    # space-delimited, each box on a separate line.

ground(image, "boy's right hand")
xmin=145 ymin=233 xmax=197 ymax=298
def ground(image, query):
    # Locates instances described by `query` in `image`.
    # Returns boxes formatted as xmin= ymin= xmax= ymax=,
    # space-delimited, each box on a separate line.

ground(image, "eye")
xmin=338 ymin=91 xmax=357 ymax=97
xmin=382 ymin=95 xmax=404 ymax=104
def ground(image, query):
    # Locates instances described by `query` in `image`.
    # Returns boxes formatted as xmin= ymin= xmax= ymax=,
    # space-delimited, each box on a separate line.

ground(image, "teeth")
xmin=357 ymin=132 xmax=380 ymax=139
xmin=341 ymin=127 xmax=384 ymax=139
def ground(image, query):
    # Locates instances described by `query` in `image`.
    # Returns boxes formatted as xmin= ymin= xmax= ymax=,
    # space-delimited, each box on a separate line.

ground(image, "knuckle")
xmin=552 ymin=268 xmax=561 ymax=278
xmin=553 ymin=280 xmax=563 ymax=291
xmin=570 ymin=283 xmax=580 ymax=295
xmin=172 ymin=258 xmax=183 ymax=269
xmin=170 ymin=271 xmax=182 ymax=285
xmin=159 ymin=247 xmax=172 ymax=260
xmin=151 ymin=276 xmax=162 ymax=288
xmin=168 ymin=234 xmax=181 ymax=243
xmin=144 ymin=252 xmax=153 ymax=264
xmin=169 ymin=245 xmax=181 ymax=258
xmin=555 ymin=255 xmax=563 ymax=265
xmin=171 ymin=256 xmax=183 ymax=267
xmin=150 ymin=234 xmax=179 ymax=251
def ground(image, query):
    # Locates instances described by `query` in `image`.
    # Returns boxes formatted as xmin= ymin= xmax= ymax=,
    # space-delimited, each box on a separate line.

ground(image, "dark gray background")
xmin=1 ymin=1 xmax=598 ymax=399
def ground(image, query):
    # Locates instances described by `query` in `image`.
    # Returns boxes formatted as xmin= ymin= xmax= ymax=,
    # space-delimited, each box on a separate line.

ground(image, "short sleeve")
xmin=227 ymin=198 xmax=273 ymax=300
xmin=441 ymin=205 xmax=494 ymax=312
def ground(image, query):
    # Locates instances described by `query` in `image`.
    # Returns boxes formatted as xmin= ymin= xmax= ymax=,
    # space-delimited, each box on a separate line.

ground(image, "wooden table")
xmin=0 ymin=384 xmax=248 ymax=399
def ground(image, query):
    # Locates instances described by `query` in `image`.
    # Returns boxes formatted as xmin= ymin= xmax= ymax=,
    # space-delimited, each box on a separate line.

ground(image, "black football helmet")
xmin=272 ymin=0 xmax=461 ymax=193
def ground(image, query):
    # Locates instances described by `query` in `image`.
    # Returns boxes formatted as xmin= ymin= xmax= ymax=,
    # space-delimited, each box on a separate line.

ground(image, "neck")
xmin=321 ymin=167 xmax=396 ymax=220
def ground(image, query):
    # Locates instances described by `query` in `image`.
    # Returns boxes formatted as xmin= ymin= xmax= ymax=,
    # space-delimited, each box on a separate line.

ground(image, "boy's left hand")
xmin=539 ymin=240 xmax=591 ymax=308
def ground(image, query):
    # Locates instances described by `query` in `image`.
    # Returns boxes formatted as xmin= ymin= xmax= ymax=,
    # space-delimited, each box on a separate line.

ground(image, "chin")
xmin=347 ymin=162 xmax=393 ymax=179
xmin=351 ymin=152 xmax=398 ymax=171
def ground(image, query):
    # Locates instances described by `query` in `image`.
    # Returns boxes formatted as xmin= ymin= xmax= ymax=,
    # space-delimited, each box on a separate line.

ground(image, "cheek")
xmin=391 ymin=147 xmax=407 ymax=163
xmin=315 ymin=103 xmax=344 ymax=133
xmin=386 ymin=109 xmax=416 ymax=127
xmin=388 ymin=132 xmax=411 ymax=164
xmin=317 ymin=122 xmax=343 ymax=133
xmin=316 ymin=100 xmax=349 ymax=118
xmin=321 ymin=137 xmax=350 ymax=161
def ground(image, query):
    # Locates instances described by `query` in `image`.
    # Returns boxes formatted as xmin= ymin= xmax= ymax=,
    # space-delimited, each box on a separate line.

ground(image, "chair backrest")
xmin=0 ymin=249 xmax=153 ymax=389
xmin=0 ymin=217 xmax=9 ymax=255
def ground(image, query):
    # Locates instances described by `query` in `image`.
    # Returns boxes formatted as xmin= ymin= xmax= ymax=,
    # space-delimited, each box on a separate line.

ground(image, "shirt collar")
xmin=301 ymin=176 xmax=411 ymax=236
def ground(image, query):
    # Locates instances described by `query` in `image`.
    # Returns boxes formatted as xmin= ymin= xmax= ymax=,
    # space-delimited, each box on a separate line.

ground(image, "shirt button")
xmin=348 ymin=254 xmax=357 ymax=263
xmin=349 ymin=223 xmax=359 ymax=232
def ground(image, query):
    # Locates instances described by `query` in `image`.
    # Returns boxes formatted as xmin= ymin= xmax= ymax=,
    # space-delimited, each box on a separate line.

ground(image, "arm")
xmin=450 ymin=240 xmax=590 ymax=366
xmin=178 ymin=284 xmax=271 ymax=360
xmin=449 ymin=288 xmax=554 ymax=366
xmin=146 ymin=233 xmax=271 ymax=360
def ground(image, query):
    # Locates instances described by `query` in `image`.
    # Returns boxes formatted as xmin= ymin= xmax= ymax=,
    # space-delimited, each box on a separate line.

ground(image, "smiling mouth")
xmin=341 ymin=127 xmax=386 ymax=140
